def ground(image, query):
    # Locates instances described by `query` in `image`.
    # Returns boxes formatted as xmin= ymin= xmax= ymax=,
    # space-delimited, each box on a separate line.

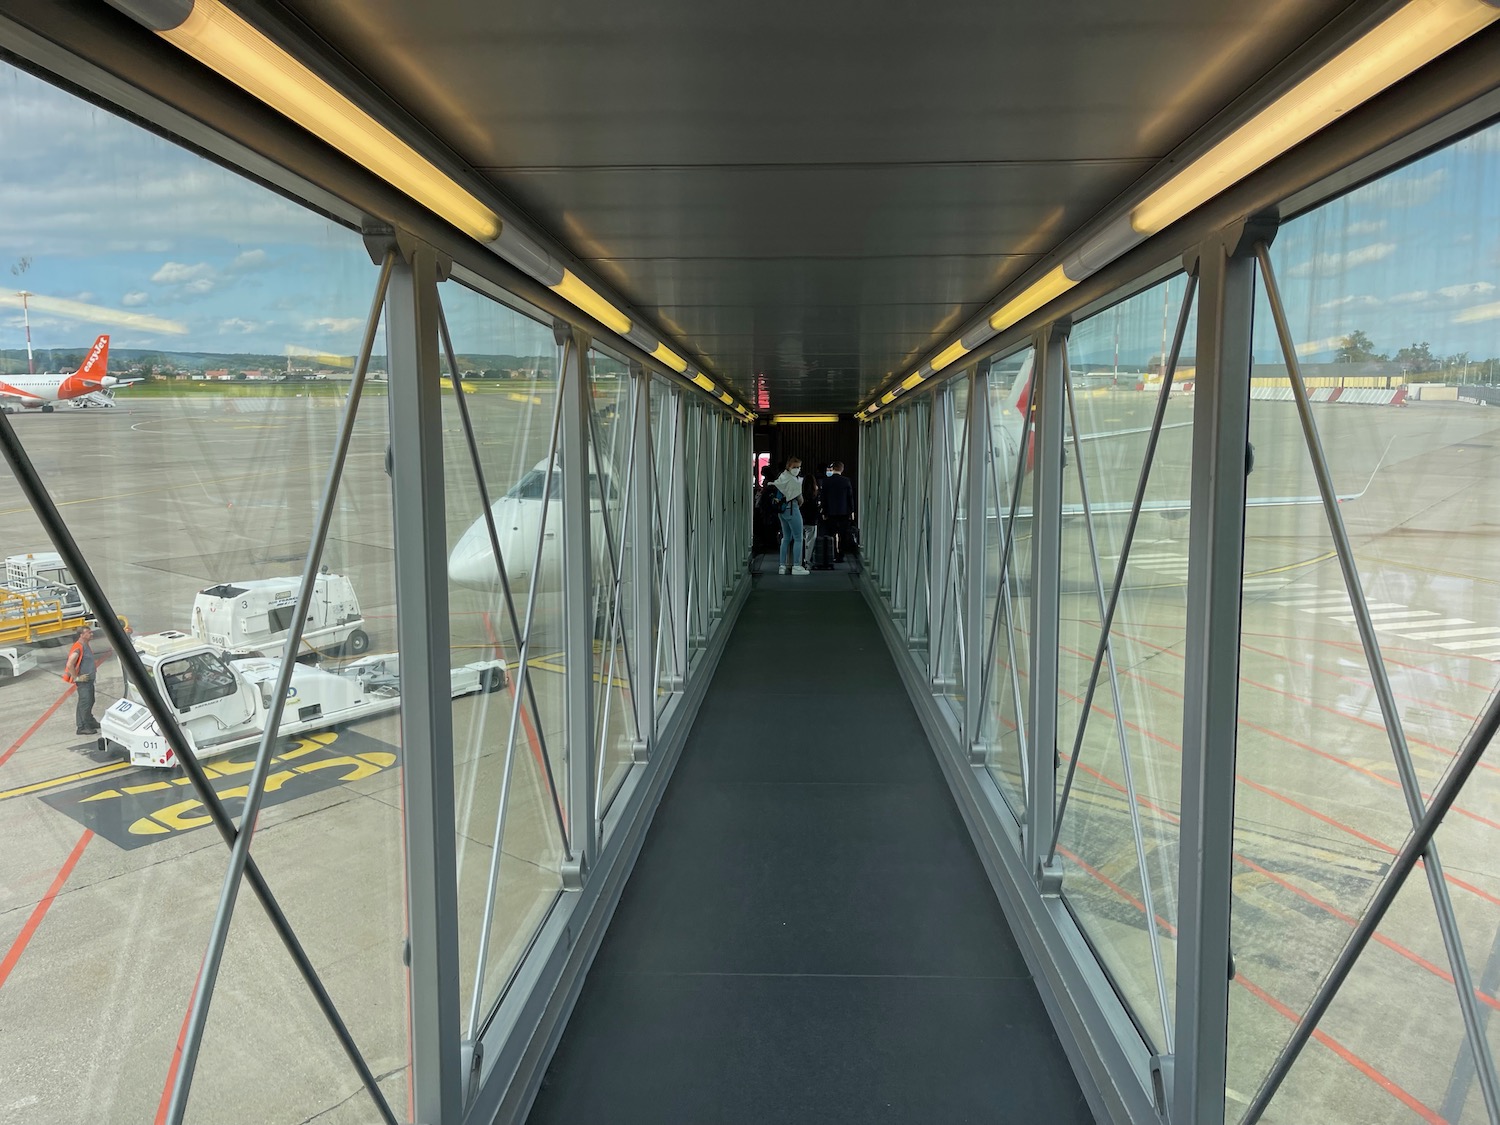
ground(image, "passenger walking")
xmin=64 ymin=624 xmax=99 ymax=736
xmin=800 ymin=467 xmax=821 ymax=568
xmin=773 ymin=456 xmax=809 ymax=575
xmin=820 ymin=461 xmax=856 ymax=560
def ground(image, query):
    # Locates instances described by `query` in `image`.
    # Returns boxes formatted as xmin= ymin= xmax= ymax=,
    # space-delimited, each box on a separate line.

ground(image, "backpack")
xmin=760 ymin=485 xmax=786 ymax=515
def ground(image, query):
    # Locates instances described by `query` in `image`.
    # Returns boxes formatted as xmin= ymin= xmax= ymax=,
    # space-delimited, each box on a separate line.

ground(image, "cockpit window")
xmin=504 ymin=468 xmax=617 ymax=504
xmin=161 ymin=652 xmax=239 ymax=711
xmin=505 ymin=468 xmax=563 ymax=500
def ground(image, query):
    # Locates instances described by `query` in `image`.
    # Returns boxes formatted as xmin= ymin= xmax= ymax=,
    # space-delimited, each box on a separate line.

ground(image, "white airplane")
xmin=0 ymin=335 xmax=140 ymax=413
xmin=448 ymin=458 xmax=617 ymax=589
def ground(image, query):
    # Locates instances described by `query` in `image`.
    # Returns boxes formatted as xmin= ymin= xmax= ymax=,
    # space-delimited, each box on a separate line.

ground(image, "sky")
xmin=1 ymin=59 xmax=1498 ymax=368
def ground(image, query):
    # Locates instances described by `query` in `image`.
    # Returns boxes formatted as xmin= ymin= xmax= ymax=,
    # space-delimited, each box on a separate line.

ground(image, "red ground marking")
xmin=480 ymin=612 xmax=559 ymax=826
xmin=1094 ymin=627 xmax=1500 ymax=834
xmin=1238 ymin=637 xmax=1484 ymax=728
xmin=1158 ymin=631 xmax=1484 ymax=773
xmin=1060 ymin=842 xmax=1444 ymax=1123
xmin=0 ymin=684 xmax=73 ymax=769
xmin=0 ymin=650 xmax=116 ymax=772
xmin=1054 ymin=725 xmax=1500 ymax=1014
xmin=155 ymin=965 xmax=205 ymax=1125
xmin=0 ymin=828 xmax=92 ymax=991
xmin=1233 ymin=975 xmax=1446 ymax=1125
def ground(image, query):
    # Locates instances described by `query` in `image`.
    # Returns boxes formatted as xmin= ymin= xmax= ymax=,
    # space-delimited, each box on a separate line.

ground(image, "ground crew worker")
xmin=64 ymin=624 xmax=99 ymax=736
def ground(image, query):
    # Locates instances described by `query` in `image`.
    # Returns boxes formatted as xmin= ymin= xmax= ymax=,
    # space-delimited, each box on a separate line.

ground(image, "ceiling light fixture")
xmin=864 ymin=0 xmax=1500 ymax=415
xmin=114 ymin=0 xmax=501 ymax=242
xmin=771 ymin=414 xmax=840 ymax=424
xmin=1132 ymin=0 xmax=1500 ymax=235
xmin=108 ymin=0 xmax=764 ymax=413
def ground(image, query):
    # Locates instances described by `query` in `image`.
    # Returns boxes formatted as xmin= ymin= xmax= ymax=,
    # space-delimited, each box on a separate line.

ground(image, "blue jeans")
xmin=778 ymin=506 xmax=804 ymax=568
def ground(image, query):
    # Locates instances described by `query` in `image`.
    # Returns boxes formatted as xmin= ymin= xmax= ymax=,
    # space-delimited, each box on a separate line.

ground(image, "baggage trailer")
xmin=101 ymin=630 xmax=507 ymax=768
xmin=0 ymin=552 xmax=95 ymax=680
xmin=190 ymin=571 xmax=369 ymax=659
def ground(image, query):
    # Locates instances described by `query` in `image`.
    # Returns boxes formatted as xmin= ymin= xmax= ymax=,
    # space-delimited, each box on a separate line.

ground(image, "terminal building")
xmin=1 ymin=1 xmax=1498 ymax=1122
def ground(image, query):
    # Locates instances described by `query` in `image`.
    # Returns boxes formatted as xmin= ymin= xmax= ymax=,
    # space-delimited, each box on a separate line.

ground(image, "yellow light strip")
xmin=551 ymin=270 xmax=632 ymax=336
xmin=719 ymin=391 xmax=735 ymax=405
xmin=162 ymin=0 xmax=500 ymax=241
xmin=930 ymin=340 xmax=969 ymax=372
xmin=653 ymin=343 xmax=689 ymax=373
xmin=692 ymin=373 xmax=717 ymax=394
xmin=899 ymin=372 xmax=925 ymax=392
xmin=880 ymin=391 xmax=897 ymax=405
xmin=988 ymin=265 xmax=1076 ymax=334
xmin=771 ymin=414 xmax=840 ymax=423
xmin=1132 ymin=0 xmax=1500 ymax=234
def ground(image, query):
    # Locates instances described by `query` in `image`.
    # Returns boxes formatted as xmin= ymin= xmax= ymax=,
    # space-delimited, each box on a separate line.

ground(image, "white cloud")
xmin=217 ymin=317 xmax=258 ymax=334
xmin=1344 ymin=220 xmax=1387 ymax=236
xmin=1286 ymin=242 xmax=1398 ymax=279
xmin=1316 ymin=294 xmax=1383 ymax=312
xmin=1367 ymin=167 xmax=1447 ymax=208
xmin=1454 ymin=301 xmax=1500 ymax=325
xmin=1388 ymin=290 xmax=1429 ymax=305
xmin=151 ymin=260 xmax=215 ymax=285
xmin=304 ymin=316 xmax=362 ymax=334
xmin=73 ymin=291 xmax=95 ymax=302
xmin=182 ymin=277 xmax=215 ymax=296
xmin=121 ymin=290 xmax=148 ymax=307
xmin=228 ymin=249 xmax=269 ymax=272
xmin=1437 ymin=281 xmax=1497 ymax=301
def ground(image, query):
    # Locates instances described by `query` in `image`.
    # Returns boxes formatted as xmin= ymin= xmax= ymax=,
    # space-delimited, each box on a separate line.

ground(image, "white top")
xmin=773 ymin=469 xmax=803 ymax=506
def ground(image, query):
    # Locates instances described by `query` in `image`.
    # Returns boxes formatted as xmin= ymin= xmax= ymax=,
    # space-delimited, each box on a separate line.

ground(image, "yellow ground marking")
xmin=0 ymin=761 xmax=129 ymax=802
xmin=527 ymin=657 xmax=629 ymax=690
xmin=0 ymin=731 xmax=344 ymax=805
xmin=1353 ymin=553 xmax=1500 ymax=588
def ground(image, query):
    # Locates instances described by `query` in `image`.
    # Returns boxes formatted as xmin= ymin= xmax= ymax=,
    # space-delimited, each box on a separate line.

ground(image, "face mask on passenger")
xmin=825 ymin=470 xmax=833 ymax=476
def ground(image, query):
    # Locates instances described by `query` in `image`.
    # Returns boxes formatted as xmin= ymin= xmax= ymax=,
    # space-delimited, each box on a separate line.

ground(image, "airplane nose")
xmin=448 ymin=527 xmax=498 ymax=589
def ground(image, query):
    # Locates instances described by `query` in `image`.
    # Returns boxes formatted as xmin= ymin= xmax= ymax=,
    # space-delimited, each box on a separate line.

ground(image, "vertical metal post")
xmin=927 ymin=389 xmax=952 ymax=676
xmin=630 ymin=363 xmax=655 ymax=759
xmin=667 ymin=392 xmax=689 ymax=689
xmin=557 ymin=322 xmax=597 ymax=887
xmin=1026 ymin=320 xmax=1067 ymax=887
xmin=1171 ymin=216 xmax=1271 ymax=1125
xmin=386 ymin=233 xmax=463 ymax=1125
xmin=963 ymin=362 xmax=989 ymax=746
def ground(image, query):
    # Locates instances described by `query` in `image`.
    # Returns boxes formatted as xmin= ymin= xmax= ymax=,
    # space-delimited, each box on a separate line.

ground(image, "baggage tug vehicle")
xmin=101 ymin=631 xmax=506 ymax=769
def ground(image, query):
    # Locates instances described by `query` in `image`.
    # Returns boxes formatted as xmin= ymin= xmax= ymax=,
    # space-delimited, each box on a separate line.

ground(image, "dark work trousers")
xmin=75 ymin=677 xmax=96 ymax=733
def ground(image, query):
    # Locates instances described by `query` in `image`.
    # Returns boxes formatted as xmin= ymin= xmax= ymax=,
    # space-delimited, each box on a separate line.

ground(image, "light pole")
xmin=18 ymin=290 xmax=33 ymax=374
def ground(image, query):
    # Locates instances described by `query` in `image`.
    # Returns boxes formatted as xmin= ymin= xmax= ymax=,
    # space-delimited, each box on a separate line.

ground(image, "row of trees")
xmin=1336 ymin=330 xmax=1499 ymax=379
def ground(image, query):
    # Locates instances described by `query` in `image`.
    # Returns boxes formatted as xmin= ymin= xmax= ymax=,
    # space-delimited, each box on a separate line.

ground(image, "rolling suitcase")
xmin=810 ymin=535 xmax=836 ymax=570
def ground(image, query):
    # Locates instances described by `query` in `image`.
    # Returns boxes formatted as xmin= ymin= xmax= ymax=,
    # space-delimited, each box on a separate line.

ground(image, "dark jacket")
xmin=821 ymin=473 xmax=854 ymax=517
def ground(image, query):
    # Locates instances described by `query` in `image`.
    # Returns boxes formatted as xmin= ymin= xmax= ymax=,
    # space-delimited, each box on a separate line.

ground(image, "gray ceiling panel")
xmin=495 ymin=162 xmax=1154 ymax=260
xmin=276 ymin=0 xmax=1364 ymax=411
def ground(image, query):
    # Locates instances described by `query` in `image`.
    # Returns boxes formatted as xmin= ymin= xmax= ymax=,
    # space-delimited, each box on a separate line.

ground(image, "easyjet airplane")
xmin=0 ymin=335 xmax=138 ymax=412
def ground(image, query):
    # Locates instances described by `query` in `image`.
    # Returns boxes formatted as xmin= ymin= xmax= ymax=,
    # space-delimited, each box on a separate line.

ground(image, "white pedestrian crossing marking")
xmin=1108 ymin=546 xmax=1497 ymax=662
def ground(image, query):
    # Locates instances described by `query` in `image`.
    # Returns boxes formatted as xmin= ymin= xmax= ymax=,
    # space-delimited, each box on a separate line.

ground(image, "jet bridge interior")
xmin=1 ymin=1 xmax=1500 ymax=1123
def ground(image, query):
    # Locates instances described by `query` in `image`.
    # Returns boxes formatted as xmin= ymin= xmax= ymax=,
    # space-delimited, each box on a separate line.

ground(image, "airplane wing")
xmin=0 ymin=388 xmax=42 ymax=408
xmin=988 ymin=437 xmax=1393 ymax=521
xmin=1068 ymin=420 xmax=1193 ymax=442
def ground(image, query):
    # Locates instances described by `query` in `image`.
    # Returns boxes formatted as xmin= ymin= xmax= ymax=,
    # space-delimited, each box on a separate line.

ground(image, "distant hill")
xmin=0 ymin=348 xmax=556 ymax=376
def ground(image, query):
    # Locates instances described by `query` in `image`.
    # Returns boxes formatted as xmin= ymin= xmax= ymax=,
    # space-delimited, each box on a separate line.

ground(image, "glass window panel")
xmin=439 ymin=280 xmax=564 ymax=1033
xmin=1053 ymin=274 xmax=1197 ymax=1053
xmin=0 ymin=60 xmax=410 ymax=1121
xmin=979 ymin=347 xmax=1035 ymax=815
xmin=650 ymin=376 xmax=681 ymax=716
xmin=934 ymin=385 xmax=969 ymax=730
xmin=1230 ymin=120 xmax=1500 ymax=1121
xmin=587 ymin=348 xmax=639 ymax=819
